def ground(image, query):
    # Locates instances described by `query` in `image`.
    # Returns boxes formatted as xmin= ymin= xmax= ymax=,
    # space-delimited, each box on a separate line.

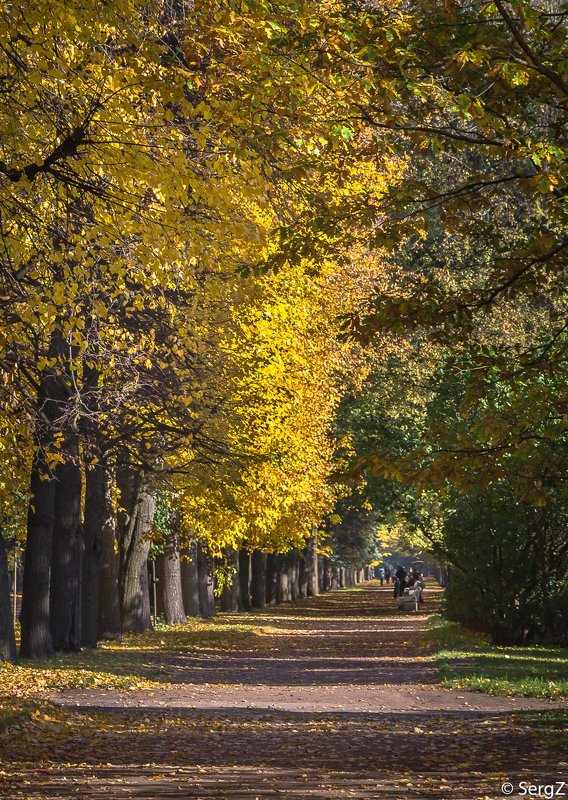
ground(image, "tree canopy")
xmin=0 ymin=0 xmax=566 ymax=658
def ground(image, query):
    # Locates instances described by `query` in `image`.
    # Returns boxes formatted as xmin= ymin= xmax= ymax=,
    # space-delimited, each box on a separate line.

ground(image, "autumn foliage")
xmin=0 ymin=0 xmax=566 ymax=658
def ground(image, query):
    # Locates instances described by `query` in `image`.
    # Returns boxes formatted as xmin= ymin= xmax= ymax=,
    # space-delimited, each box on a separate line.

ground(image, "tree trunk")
xmin=118 ymin=469 xmax=155 ymax=633
xmin=290 ymin=553 xmax=300 ymax=600
xmin=50 ymin=431 xmax=83 ymax=652
xmin=319 ymin=557 xmax=328 ymax=591
xmin=220 ymin=548 xmax=240 ymax=612
xmin=97 ymin=468 xmax=121 ymax=640
xmin=266 ymin=554 xmax=280 ymax=605
xmin=181 ymin=541 xmax=200 ymax=616
xmin=197 ymin=542 xmax=215 ymax=618
xmin=154 ymin=553 xmax=165 ymax=618
xmin=20 ymin=447 xmax=56 ymax=658
xmin=239 ymin=549 xmax=251 ymax=611
xmin=162 ymin=519 xmax=186 ymax=625
xmin=306 ymin=529 xmax=319 ymax=597
xmin=326 ymin=559 xmax=333 ymax=591
xmin=317 ymin=556 xmax=325 ymax=593
xmin=251 ymin=551 xmax=267 ymax=609
xmin=20 ymin=331 xmax=71 ymax=658
xmin=298 ymin=554 xmax=308 ymax=598
xmin=331 ymin=565 xmax=339 ymax=590
xmin=81 ymin=462 xmax=106 ymax=648
xmin=0 ymin=536 xmax=16 ymax=662
xmin=280 ymin=554 xmax=291 ymax=602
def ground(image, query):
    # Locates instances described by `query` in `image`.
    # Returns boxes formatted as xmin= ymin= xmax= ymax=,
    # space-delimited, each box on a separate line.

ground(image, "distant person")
xmin=385 ymin=567 xmax=391 ymax=584
xmin=395 ymin=565 xmax=407 ymax=597
xmin=407 ymin=568 xmax=425 ymax=604
xmin=413 ymin=568 xmax=425 ymax=601
xmin=378 ymin=567 xmax=385 ymax=586
xmin=410 ymin=568 xmax=424 ymax=587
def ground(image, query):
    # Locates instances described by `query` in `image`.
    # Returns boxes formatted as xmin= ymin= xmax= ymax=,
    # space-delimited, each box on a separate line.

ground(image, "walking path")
xmin=1 ymin=583 xmax=566 ymax=799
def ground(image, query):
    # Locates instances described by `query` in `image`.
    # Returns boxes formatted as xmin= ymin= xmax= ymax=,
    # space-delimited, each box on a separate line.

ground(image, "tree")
xmin=0 ymin=535 xmax=16 ymax=662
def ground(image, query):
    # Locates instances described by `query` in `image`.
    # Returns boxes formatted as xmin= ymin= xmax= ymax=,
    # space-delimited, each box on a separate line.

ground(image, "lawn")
xmin=427 ymin=616 xmax=568 ymax=698
xmin=0 ymin=615 xmax=279 ymax=702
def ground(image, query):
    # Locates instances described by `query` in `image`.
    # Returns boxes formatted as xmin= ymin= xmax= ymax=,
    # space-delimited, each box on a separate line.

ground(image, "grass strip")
xmin=426 ymin=615 xmax=568 ymax=698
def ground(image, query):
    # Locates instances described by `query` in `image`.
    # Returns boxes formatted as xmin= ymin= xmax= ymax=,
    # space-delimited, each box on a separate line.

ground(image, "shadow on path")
xmin=1 ymin=582 xmax=566 ymax=799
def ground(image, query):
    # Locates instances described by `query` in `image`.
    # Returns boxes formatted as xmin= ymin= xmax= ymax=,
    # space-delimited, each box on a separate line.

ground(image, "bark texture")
xmin=290 ymin=553 xmax=300 ymax=600
xmin=118 ymin=469 xmax=155 ymax=633
xmin=280 ymin=555 xmax=291 ymax=602
xmin=0 ymin=536 xmax=16 ymax=662
xmin=238 ymin=550 xmax=251 ymax=611
xmin=20 ymin=331 xmax=72 ymax=658
xmin=298 ymin=554 xmax=308 ymax=598
xmin=81 ymin=463 xmax=105 ymax=647
xmin=197 ymin=542 xmax=216 ymax=618
xmin=331 ymin=565 xmax=339 ymax=590
xmin=181 ymin=541 xmax=200 ymax=617
xmin=317 ymin=557 xmax=325 ymax=594
xmin=97 ymin=468 xmax=121 ymax=640
xmin=50 ymin=431 xmax=83 ymax=652
xmin=161 ymin=520 xmax=186 ymax=624
xmin=306 ymin=530 xmax=319 ymax=597
xmin=20 ymin=448 xmax=56 ymax=658
xmin=265 ymin=554 xmax=280 ymax=605
xmin=220 ymin=548 xmax=240 ymax=612
xmin=251 ymin=551 xmax=267 ymax=609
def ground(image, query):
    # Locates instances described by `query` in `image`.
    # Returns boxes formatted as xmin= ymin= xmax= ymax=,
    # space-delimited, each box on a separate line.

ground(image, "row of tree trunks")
xmin=14 ymin=408 xmax=227 ymax=661
xmin=12 ymin=467 xmax=373 ymax=661
xmin=316 ymin=558 xmax=366 ymax=593
xmin=210 ymin=540 xmax=373 ymax=618
xmin=17 ymin=447 xmax=157 ymax=660
xmin=14 ymin=326 xmax=220 ymax=660
xmin=155 ymin=539 xmax=216 ymax=621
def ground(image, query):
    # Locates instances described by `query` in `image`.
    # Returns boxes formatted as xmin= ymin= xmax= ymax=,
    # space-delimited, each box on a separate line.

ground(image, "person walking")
xmin=395 ymin=565 xmax=407 ymax=597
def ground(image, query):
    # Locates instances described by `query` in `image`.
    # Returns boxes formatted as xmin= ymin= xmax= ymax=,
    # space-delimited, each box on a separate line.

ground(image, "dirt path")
xmin=1 ymin=583 xmax=566 ymax=799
